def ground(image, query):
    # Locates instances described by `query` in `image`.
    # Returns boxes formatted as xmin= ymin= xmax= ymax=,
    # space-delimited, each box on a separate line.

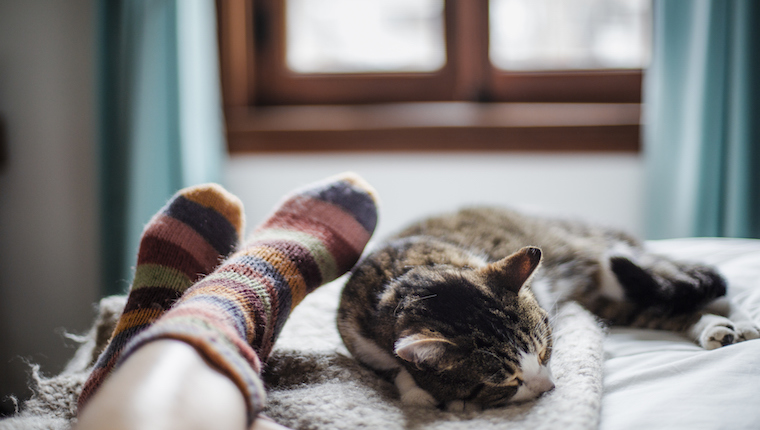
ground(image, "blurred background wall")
xmin=227 ymin=153 xmax=642 ymax=243
xmin=0 ymin=0 xmax=644 ymax=415
xmin=0 ymin=0 xmax=99 ymax=415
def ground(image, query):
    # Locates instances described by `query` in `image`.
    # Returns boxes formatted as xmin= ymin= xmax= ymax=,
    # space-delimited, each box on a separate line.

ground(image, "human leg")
xmin=78 ymin=183 xmax=245 ymax=408
xmin=78 ymin=173 xmax=379 ymax=427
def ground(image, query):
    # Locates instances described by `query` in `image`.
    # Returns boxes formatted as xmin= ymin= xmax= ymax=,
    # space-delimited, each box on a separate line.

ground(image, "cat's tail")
xmin=609 ymin=256 xmax=727 ymax=316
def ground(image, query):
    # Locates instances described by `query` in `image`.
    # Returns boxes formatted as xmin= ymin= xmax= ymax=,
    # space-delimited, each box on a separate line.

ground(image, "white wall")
xmin=0 ymin=0 xmax=99 ymax=414
xmin=226 ymin=153 xmax=644 ymax=243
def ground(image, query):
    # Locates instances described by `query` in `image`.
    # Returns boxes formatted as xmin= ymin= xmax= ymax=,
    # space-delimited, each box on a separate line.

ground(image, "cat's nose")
xmin=534 ymin=363 xmax=555 ymax=394
xmin=536 ymin=376 xmax=555 ymax=394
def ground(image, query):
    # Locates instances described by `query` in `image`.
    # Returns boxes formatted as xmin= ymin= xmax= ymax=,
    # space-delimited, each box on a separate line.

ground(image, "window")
xmin=216 ymin=0 xmax=649 ymax=152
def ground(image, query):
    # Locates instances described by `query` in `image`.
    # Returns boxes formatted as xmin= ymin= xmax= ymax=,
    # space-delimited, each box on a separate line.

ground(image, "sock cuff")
xmin=118 ymin=312 xmax=267 ymax=426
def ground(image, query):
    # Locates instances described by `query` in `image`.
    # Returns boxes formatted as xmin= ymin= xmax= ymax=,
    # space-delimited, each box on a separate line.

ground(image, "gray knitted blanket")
xmin=264 ymin=279 xmax=604 ymax=430
xmin=1 ymin=279 xmax=605 ymax=430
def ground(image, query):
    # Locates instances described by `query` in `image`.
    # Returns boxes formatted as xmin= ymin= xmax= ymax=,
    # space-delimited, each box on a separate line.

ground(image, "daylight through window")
xmin=216 ymin=0 xmax=649 ymax=152
xmin=284 ymin=0 xmax=650 ymax=75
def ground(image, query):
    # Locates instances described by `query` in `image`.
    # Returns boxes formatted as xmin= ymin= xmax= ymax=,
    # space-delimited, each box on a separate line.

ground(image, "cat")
xmin=337 ymin=206 xmax=759 ymax=412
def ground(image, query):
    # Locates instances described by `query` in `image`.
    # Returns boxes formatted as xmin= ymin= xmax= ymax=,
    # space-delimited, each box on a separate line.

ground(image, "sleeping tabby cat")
xmin=337 ymin=207 xmax=759 ymax=412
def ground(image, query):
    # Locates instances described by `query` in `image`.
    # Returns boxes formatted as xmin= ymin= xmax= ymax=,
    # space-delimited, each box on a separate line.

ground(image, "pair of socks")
xmin=77 ymin=173 xmax=379 ymax=425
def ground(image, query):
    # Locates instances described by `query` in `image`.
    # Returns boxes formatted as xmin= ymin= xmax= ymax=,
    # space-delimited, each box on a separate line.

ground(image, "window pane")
xmin=286 ymin=0 xmax=445 ymax=74
xmin=490 ymin=0 xmax=651 ymax=71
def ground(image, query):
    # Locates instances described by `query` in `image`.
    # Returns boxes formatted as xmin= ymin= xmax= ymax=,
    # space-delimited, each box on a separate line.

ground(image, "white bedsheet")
xmin=601 ymin=238 xmax=760 ymax=430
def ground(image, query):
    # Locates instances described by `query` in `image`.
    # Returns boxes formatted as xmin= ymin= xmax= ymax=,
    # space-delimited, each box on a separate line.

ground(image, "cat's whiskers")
xmin=539 ymin=291 xmax=563 ymax=320
xmin=546 ymin=311 xmax=561 ymax=328
xmin=394 ymin=294 xmax=438 ymax=316
xmin=535 ymin=320 xmax=550 ymax=338
xmin=393 ymin=301 xmax=403 ymax=316
xmin=485 ymin=371 xmax=507 ymax=385
xmin=481 ymin=348 xmax=503 ymax=362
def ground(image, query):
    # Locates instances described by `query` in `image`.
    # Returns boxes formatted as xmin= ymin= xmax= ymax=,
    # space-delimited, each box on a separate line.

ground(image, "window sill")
xmin=224 ymin=102 xmax=641 ymax=153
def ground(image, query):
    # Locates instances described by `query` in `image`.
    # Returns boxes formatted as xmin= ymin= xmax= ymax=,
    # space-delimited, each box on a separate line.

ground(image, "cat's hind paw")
xmin=701 ymin=321 xmax=736 ymax=350
xmin=693 ymin=314 xmax=760 ymax=350
xmin=734 ymin=321 xmax=760 ymax=342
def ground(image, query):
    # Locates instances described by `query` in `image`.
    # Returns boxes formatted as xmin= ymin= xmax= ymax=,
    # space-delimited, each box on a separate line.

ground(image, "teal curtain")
xmin=99 ymin=0 xmax=226 ymax=295
xmin=644 ymin=0 xmax=760 ymax=239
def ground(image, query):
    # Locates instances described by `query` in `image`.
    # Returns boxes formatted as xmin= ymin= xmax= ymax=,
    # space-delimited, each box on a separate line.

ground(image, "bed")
xmin=3 ymin=238 xmax=760 ymax=430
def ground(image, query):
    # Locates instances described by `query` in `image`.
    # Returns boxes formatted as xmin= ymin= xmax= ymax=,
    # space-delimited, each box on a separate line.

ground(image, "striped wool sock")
xmin=117 ymin=172 xmax=379 ymax=425
xmin=77 ymin=184 xmax=245 ymax=411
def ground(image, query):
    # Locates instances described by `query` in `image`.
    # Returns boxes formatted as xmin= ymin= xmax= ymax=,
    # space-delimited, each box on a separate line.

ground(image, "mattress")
xmin=601 ymin=238 xmax=760 ymax=430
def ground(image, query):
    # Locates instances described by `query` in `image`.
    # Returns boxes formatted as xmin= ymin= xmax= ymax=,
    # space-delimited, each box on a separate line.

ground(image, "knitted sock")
xmin=77 ymin=184 xmax=245 ymax=410
xmin=117 ymin=172 xmax=379 ymax=425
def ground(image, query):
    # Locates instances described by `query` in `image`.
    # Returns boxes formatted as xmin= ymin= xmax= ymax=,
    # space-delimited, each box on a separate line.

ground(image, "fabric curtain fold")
xmin=644 ymin=0 xmax=760 ymax=239
xmin=98 ymin=0 xmax=226 ymax=295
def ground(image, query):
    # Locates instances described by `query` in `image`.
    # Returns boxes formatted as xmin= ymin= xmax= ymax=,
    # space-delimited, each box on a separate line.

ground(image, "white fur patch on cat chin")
xmin=511 ymin=352 xmax=555 ymax=403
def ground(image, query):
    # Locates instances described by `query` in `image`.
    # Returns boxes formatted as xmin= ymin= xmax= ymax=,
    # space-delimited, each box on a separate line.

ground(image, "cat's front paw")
xmin=694 ymin=314 xmax=760 ymax=349
xmin=400 ymin=386 xmax=438 ymax=408
xmin=395 ymin=369 xmax=438 ymax=408
xmin=446 ymin=400 xmax=482 ymax=413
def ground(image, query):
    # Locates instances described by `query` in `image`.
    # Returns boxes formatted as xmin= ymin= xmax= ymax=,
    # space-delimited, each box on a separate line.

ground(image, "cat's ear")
xmin=478 ymin=246 xmax=542 ymax=294
xmin=394 ymin=333 xmax=456 ymax=368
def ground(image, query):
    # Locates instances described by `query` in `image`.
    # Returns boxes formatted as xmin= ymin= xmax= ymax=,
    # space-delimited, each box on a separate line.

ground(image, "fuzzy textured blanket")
xmin=1 ymin=279 xmax=605 ymax=430
xmin=263 ymin=278 xmax=605 ymax=430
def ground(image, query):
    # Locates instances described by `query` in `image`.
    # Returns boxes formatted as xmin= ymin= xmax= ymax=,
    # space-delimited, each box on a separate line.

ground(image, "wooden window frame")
xmin=217 ymin=0 xmax=642 ymax=153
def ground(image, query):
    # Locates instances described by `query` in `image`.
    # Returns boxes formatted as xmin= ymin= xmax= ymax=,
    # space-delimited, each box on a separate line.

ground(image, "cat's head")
xmin=389 ymin=246 xmax=554 ymax=408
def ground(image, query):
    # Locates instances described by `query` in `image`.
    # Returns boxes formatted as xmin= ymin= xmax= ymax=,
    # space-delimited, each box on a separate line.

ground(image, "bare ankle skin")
xmin=76 ymin=340 xmax=288 ymax=430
